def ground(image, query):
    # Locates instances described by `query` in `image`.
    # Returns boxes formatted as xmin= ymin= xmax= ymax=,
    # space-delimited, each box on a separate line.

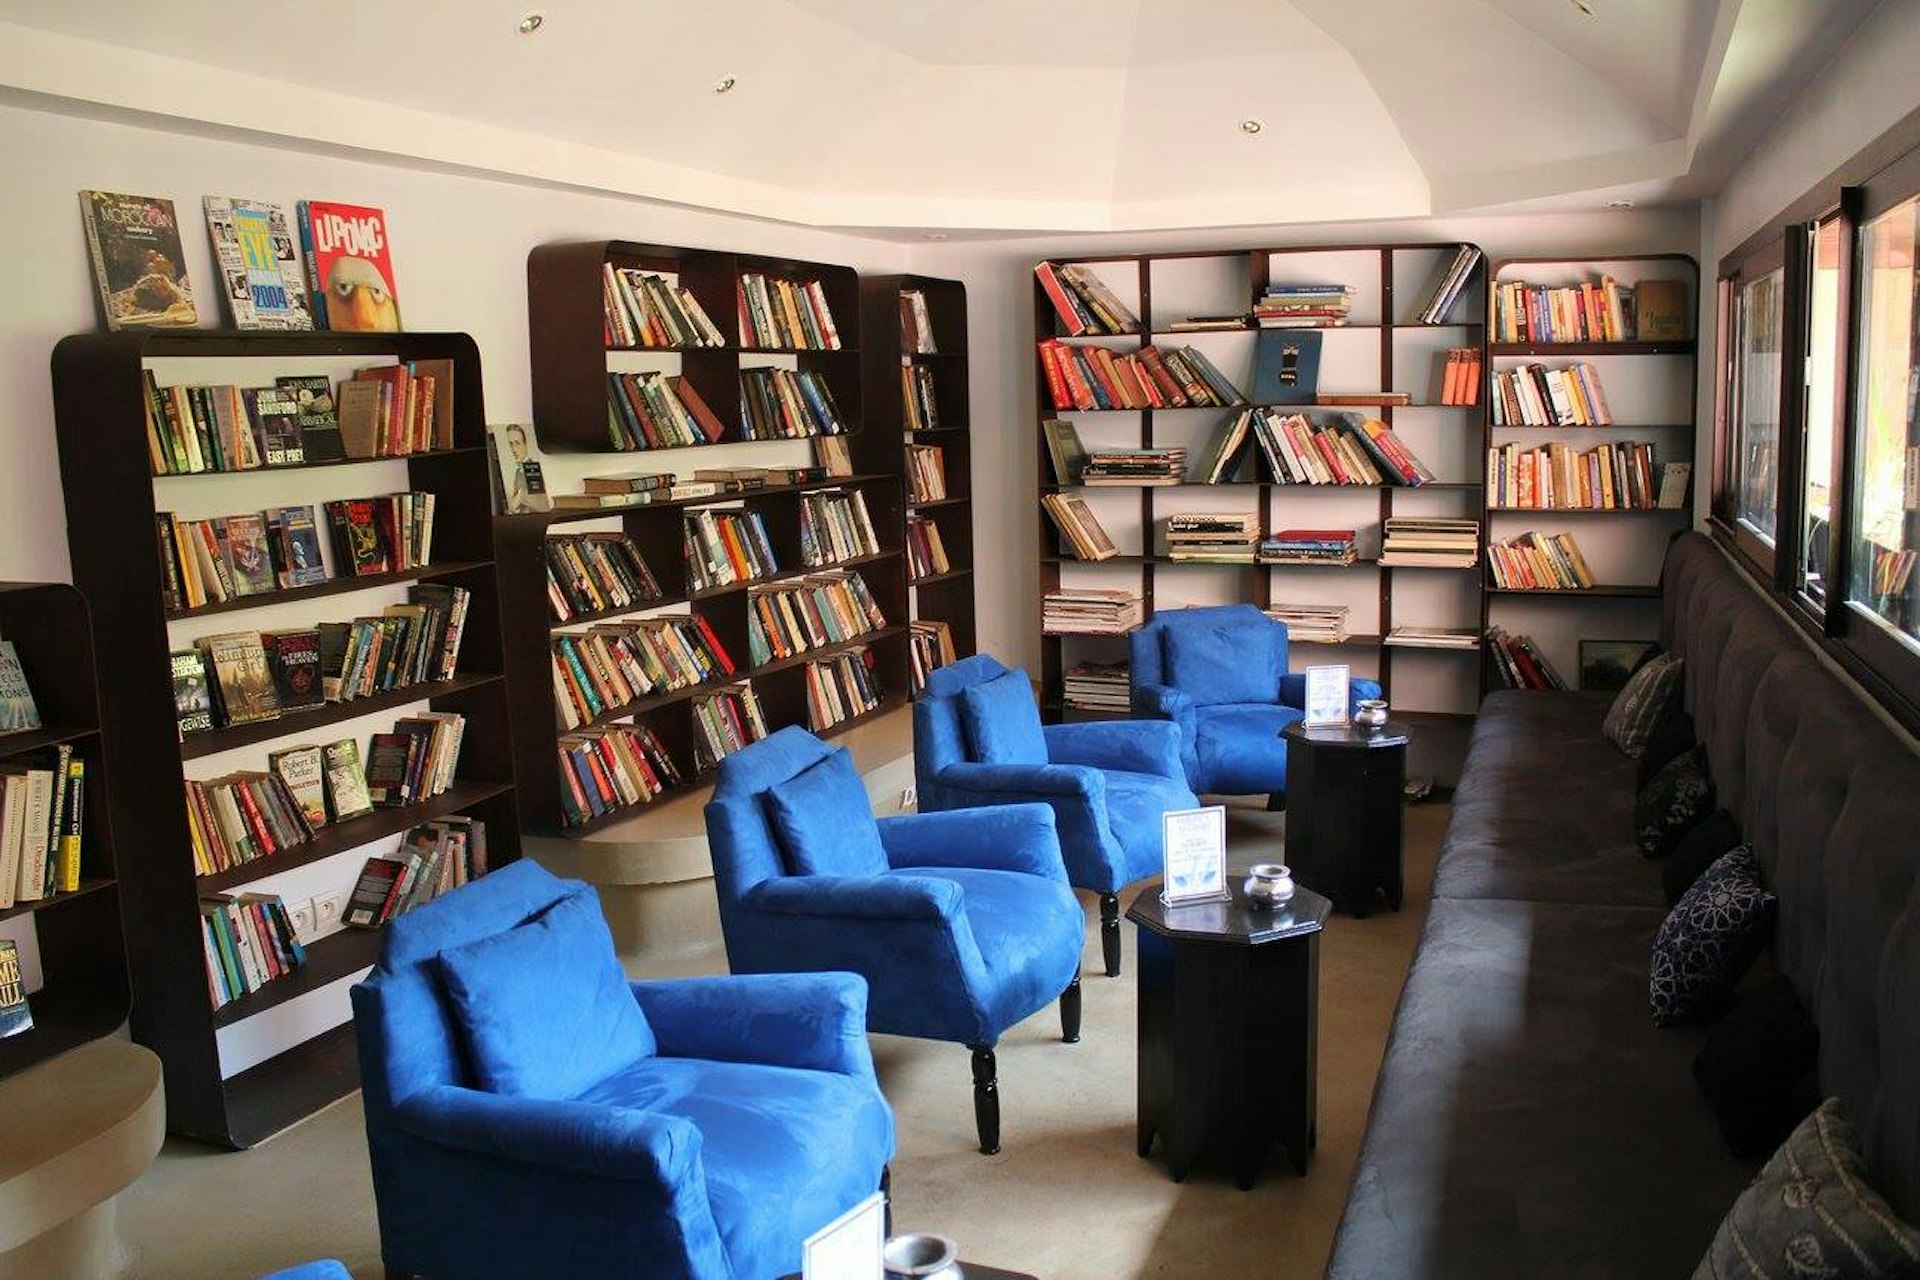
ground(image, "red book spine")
xmin=1035 ymin=263 xmax=1089 ymax=337
xmin=1311 ymin=429 xmax=1350 ymax=484
xmin=1037 ymin=341 xmax=1072 ymax=411
xmin=692 ymin=613 xmax=736 ymax=675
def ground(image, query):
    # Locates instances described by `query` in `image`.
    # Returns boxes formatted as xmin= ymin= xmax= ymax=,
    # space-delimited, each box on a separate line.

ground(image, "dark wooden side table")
xmin=1281 ymin=719 xmax=1410 ymax=917
xmin=1128 ymin=877 xmax=1330 ymax=1189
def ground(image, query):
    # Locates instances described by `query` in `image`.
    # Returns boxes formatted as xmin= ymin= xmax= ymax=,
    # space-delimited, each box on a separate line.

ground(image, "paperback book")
xmin=298 ymin=201 xmax=402 ymax=332
xmin=79 ymin=190 xmax=198 ymax=330
xmin=204 ymin=196 xmax=314 ymax=330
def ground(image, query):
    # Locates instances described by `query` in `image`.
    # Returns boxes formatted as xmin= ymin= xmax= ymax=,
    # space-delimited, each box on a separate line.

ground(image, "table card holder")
xmin=1302 ymin=663 xmax=1351 ymax=727
xmin=803 ymin=1191 xmax=884 ymax=1280
xmin=1160 ymin=805 xmax=1230 ymax=907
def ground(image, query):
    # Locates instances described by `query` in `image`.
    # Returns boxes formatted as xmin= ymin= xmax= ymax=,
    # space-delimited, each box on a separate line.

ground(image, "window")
xmin=1734 ymin=269 xmax=1786 ymax=545
xmin=1798 ymin=217 xmax=1845 ymax=608
xmin=1846 ymin=196 xmax=1920 ymax=651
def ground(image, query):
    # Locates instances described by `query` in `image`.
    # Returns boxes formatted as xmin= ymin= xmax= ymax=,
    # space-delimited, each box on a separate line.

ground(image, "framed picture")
xmin=1579 ymin=639 xmax=1657 ymax=693
xmin=1302 ymin=664 xmax=1350 ymax=727
xmin=802 ymin=1191 xmax=884 ymax=1280
xmin=1160 ymin=805 xmax=1229 ymax=907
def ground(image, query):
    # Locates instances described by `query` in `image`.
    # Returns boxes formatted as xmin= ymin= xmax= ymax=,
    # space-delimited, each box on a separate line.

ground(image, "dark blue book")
xmin=1253 ymin=330 xmax=1321 ymax=404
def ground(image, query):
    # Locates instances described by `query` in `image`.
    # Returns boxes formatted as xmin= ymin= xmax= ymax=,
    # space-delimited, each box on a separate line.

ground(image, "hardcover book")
xmin=79 ymin=190 xmax=198 ymax=330
xmin=0 ymin=641 xmax=40 ymax=733
xmin=334 ymin=381 xmax=385 ymax=459
xmin=199 ymin=631 xmax=279 ymax=726
xmin=0 ymin=940 xmax=30 ymax=1039
xmin=1253 ymin=330 xmax=1321 ymax=405
xmin=263 ymin=630 xmax=325 ymax=710
xmin=343 ymin=855 xmax=405 ymax=927
xmin=298 ymin=201 xmax=402 ymax=332
xmin=171 ymin=648 xmax=213 ymax=737
xmin=203 ymin=196 xmax=313 ymax=330
xmin=322 ymin=737 xmax=374 ymax=820
xmin=269 ymin=745 xmax=328 ymax=829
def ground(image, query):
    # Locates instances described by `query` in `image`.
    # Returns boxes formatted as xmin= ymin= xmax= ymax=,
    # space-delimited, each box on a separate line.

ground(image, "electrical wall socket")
xmin=288 ymin=898 xmax=319 ymax=945
xmin=312 ymin=889 xmax=349 ymax=937
xmin=899 ymin=785 xmax=916 ymax=810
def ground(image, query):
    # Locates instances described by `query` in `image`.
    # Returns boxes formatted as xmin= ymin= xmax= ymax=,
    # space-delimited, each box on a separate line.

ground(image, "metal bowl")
xmin=884 ymin=1233 xmax=961 ymax=1280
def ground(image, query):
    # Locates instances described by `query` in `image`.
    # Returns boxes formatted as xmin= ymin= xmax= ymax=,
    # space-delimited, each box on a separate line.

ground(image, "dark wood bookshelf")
xmin=0 ymin=583 xmax=126 ymax=1081
xmin=1490 ymin=340 xmax=1696 ymax=357
xmin=152 ymin=445 xmax=486 ymax=478
xmin=50 ymin=330 xmax=522 ymax=1148
xmin=1485 ymin=584 xmax=1661 ymax=598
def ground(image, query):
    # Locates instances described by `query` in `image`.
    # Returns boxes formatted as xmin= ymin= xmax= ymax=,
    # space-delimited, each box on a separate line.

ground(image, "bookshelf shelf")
xmin=1485 ymin=584 xmax=1660 ymax=598
xmin=1487 ymin=506 xmax=1689 ymax=516
xmin=911 ymin=568 xmax=975 ymax=587
xmin=209 ymin=927 xmax=383 ymax=1029
xmin=515 ymin=474 xmax=895 ymax=529
xmin=1491 ymin=340 xmax=1695 ymax=357
xmin=152 ymin=446 xmax=484 ymax=479
xmin=907 ymin=497 xmax=970 ymax=511
xmin=0 ymin=724 xmax=99 ymax=759
xmin=0 ymin=878 xmax=117 ymax=926
xmin=749 ymin=626 xmax=907 ymax=680
xmin=1295 ymin=634 xmax=1387 ymax=647
xmin=52 ymin=329 xmax=523 ymax=1147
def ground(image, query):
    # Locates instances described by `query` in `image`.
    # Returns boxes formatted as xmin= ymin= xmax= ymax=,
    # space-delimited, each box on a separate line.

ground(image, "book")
xmin=0 ymin=940 xmax=29 ymax=1038
xmin=322 ymin=738 xmax=374 ymax=820
xmin=364 ymin=732 xmax=418 ymax=808
xmin=344 ymin=856 xmax=407 ymax=927
xmin=489 ymin=424 xmax=552 ymax=514
xmin=1634 ymin=281 xmax=1690 ymax=340
xmin=171 ymin=648 xmax=213 ymax=738
xmin=1253 ymin=330 xmax=1321 ymax=404
xmin=298 ymin=201 xmax=402 ymax=331
xmin=204 ymin=196 xmax=313 ymax=330
xmin=263 ymin=631 xmax=325 ymax=710
xmin=1658 ymin=462 xmax=1693 ymax=509
xmin=275 ymin=375 xmax=345 ymax=463
xmin=266 ymin=505 xmax=329 ymax=588
xmin=268 ymin=745 xmax=328 ymax=830
xmin=79 ymin=190 xmax=198 ymax=330
xmin=223 ymin=514 xmax=277 ymax=597
xmin=1042 ymin=419 xmax=1088 ymax=485
xmin=55 ymin=759 xmax=83 ymax=895
xmin=0 ymin=641 xmax=39 ymax=733
xmin=1411 ymin=245 xmax=1482 ymax=324
xmin=1041 ymin=493 xmax=1119 ymax=561
xmin=199 ymin=631 xmax=279 ymax=726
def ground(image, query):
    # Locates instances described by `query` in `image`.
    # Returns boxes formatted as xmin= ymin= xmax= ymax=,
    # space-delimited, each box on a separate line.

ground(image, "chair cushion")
xmin=1692 ymin=975 xmax=1820 ymax=1160
xmin=957 ymin=669 xmax=1047 ymax=765
xmin=897 ymin=865 xmax=1082 ymax=1038
xmin=1193 ymin=703 xmax=1303 ymax=795
xmin=434 ymin=890 xmax=655 ymax=1098
xmin=1101 ymin=768 xmax=1199 ymax=884
xmin=577 ymin=1055 xmax=894 ymax=1280
xmin=1650 ymin=846 xmax=1775 ymax=1027
xmin=1605 ymin=652 xmax=1683 ymax=757
xmin=1165 ymin=618 xmax=1279 ymax=707
xmin=1636 ymin=743 xmax=1716 ymax=858
xmin=1663 ymin=809 xmax=1742 ymax=907
xmin=763 ymin=751 xmax=888 ymax=878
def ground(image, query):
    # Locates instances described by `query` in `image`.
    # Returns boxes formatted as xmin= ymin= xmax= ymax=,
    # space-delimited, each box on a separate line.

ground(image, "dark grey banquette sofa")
xmin=1326 ymin=531 xmax=1920 ymax=1277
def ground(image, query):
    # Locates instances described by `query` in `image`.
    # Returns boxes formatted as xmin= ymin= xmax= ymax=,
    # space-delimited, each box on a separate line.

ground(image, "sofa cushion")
xmin=1663 ymin=810 xmax=1742 ymax=907
xmin=957 ymin=668 xmax=1047 ymax=765
xmin=1651 ymin=846 xmax=1776 ymax=1027
xmin=1192 ymin=703 xmax=1302 ymax=795
xmin=1637 ymin=744 xmax=1716 ymax=858
xmin=763 ymin=751 xmax=888 ymax=878
xmin=1693 ymin=1098 xmax=1920 ymax=1279
xmin=577 ymin=1055 xmax=895 ymax=1280
xmin=1605 ymin=652 xmax=1683 ymax=757
xmin=1692 ymin=975 xmax=1820 ymax=1160
xmin=1165 ymin=618 xmax=1278 ymax=708
xmin=435 ymin=890 xmax=656 ymax=1098
xmin=1637 ymin=701 xmax=1698 ymax=791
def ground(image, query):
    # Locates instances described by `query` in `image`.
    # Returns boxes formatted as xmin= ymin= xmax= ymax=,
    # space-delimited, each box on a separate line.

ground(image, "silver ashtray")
xmin=1243 ymin=862 xmax=1296 ymax=908
xmin=884 ymin=1232 xmax=961 ymax=1280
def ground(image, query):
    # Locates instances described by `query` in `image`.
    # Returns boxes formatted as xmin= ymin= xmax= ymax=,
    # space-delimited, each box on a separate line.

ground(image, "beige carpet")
xmin=114 ymin=801 xmax=1444 ymax=1279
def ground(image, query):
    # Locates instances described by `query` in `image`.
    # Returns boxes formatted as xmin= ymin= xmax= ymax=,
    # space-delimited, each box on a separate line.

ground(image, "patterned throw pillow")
xmin=1604 ymin=652 xmax=1683 ymax=757
xmin=1694 ymin=1098 xmax=1920 ymax=1279
xmin=1650 ymin=845 xmax=1775 ymax=1027
xmin=1637 ymin=743 xmax=1716 ymax=858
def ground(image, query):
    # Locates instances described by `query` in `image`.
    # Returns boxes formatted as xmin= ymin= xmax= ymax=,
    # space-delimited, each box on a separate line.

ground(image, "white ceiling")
xmin=0 ymin=0 xmax=1885 ymax=235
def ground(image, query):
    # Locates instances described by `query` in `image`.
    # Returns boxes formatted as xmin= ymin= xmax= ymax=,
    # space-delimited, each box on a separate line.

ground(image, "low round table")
xmin=1128 ymin=874 xmax=1330 ymax=1189
xmin=1281 ymin=719 xmax=1410 ymax=917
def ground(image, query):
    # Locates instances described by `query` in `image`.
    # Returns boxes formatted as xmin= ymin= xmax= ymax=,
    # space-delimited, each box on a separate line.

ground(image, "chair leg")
xmin=1060 ymin=976 xmax=1082 ymax=1043
xmin=968 ymin=1044 xmax=1000 ymax=1155
xmin=880 ymin=1164 xmax=893 ymax=1236
xmin=1100 ymin=892 xmax=1122 ymax=977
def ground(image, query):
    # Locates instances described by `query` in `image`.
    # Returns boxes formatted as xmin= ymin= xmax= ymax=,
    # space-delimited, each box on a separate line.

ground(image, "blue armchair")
xmin=703 ymin=726 xmax=1084 ymax=1155
xmin=914 ymin=654 xmax=1198 ymax=978
xmin=1130 ymin=604 xmax=1382 ymax=802
xmin=352 ymin=861 xmax=893 ymax=1280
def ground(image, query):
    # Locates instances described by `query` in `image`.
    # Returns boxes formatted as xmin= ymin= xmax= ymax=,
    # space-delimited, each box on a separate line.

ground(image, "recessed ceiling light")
xmin=517 ymin=11 xmax=544 ymax=34
xmin=1570 ymin=0 xmax=1594 ymax=14
xmin=1605 ymin=198 xmax=1636 ymax=209
xmin=714 ymin=76 xmax=737 ymax=94
xmin=1240 ymin=119 xmax=1264 ymax=135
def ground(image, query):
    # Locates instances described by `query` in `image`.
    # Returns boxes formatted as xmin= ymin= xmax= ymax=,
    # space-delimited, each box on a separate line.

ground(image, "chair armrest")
xmin=878 ymin=805 xmax=1067 ymax=882
xmin=747 ymin=874 xmax=962 ymax=922
xmin=933 ymin=760 xmax=1105 ymax=802
xmin=395 ymin=1084 xmax=701 ymax=1188
xmin=1130 ymin=681 xmax=1195 ymax=731
xmin=1044 ymin=719 xmax=1185 ymax=779
xmin=1277 ymin=674 xmax=1385 ymax=712
xmin=631 ymin=973 xmax=874 ymax=1078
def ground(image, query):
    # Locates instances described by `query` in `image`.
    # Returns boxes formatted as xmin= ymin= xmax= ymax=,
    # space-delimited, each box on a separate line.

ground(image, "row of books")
xmin=1165 ymin=514 xmax=1258 ymax=563
xmin=200 ymin=892 xmax=306 ymax=1010
xmin=557 ymin=464 xmax=835 ymax=512
xmin=1079 ymin=448 xmax=1186 ymax=485
xmin=908 ymin=620 xmax=957 ymax=693
xmin=1261 ymin=529 xmax=1357 ymax=566
xmin=1488 ymin=442 xmax=1685 ymax=510
xmin=1493 ymin=276 xmax=1688 ymax=345
xmin=1042 ymin=493 xmax=1119 ymax=561
xmin=552 ymin=615 xmax=738 ymax=729
xmin=174 ymin=584 xmax=469 ymax=734
xmin=906 ymin=444 xmax=948 ymax=502
xmin=343 ymin=816 xmax=490 ymax=929
xmin=1038 ymin=341 xmax=1241 ymax=412
xmin=901 ymin=365 xmax=941 ymax=431
xmin=900 ymin=290 xmax=938 ymax=354
xmin=158 ymin=508 xmax=310 ymax=611
xmin=806 ymin=649 xmax=884 ymax=731
xmin=547 ymin=533 xmax=664 ymax=623
xmin=741 ymin=367 xmax=847 ymax=440
xmin=1256 ymin=284 xmax=1353 ymax=328
xmin=1267 ymin=602 xmax=1349 ymax=644
xmin=798 ymin=489 xmax=880 ymax=567
xmin=906 ymin=516 xmax=951 ymax=580
xmin=558 ymin=723 xmax=684 ymax=828
xmin=184 ymin=769 xmax=314 ymax=876
xmin=1492 ymin=362 xmax=1615 ymax=426
xmin=1252 ymin=411 xmax=1437 ymax=486
xmin=1063 ymin=661 xmax=1130 ymax=712
xmin=1438 ymin=348 xmax=1482 ymax=406
xmin=1415 ymin=246 xmax=1484 ymax=325
xmin=0 ymin=751 xmax=85 ymax=909
xmin=1384 ymin=627 xmax=1479 ymax=650
xmin=1042 ymin=588 xmax=1143 ymax=635
xmin=1034 ymin=262 xmax=1140 ymax=336
xmin=601 ymin=265 xmax=725 ymax=349
xmin=738 ymin=273 xmax=844 ymax=350
xmin=747 ymin=571 xmax=889 ymax=666
xmin=1379 ymin=518 xmax=1480 ymax=569
xmin=1488 ymin=532 xmax=1597 ymax=590
xmin=693 ymin=686 xmax=769 ymax=770
xmin=605 ymin=371 xmax=727 ymax=451
xmin=683 ymin=509 xmax=780 ymax=592
xmin=1486 ymin=627 xmax=1569 ymax=689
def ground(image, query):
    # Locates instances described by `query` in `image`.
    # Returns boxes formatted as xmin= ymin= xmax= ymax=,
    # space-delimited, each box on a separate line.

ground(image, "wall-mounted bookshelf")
xmin=51 ymin=330 xmax=522 ymax=1148
xmin=1033 ymin=243 xmax=1489 ymax=723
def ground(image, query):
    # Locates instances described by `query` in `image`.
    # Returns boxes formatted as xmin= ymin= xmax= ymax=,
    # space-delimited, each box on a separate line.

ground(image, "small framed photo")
xmin=1161 ymin=805 xmax=1230 ymax=907
xmin=802 ymin=1191 xmax=884 ymax=1280
xmin=1302 ymin=664 xmax=1350 ymax=727
xmin=1579 ymin=639 xmax=1657 ymax=693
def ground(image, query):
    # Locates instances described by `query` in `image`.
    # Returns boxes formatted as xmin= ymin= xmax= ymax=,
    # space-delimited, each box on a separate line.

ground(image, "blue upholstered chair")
xmin=260 ymin=1265 xmax=351 ymax=1280
xmin=1130 ymin=604 xmax=1383 ymax=801
xmin=351 ymin=860 xmax=893 ymax=1280
xmin=914 ymin=654 xmax=1198 ymax=978
xmin=703 ymin=726 xmax=1084 ymax=1155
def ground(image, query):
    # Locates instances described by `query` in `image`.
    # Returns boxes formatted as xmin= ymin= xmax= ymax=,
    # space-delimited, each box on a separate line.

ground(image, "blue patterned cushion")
xmin=1650 ymin=845 xmax=1775 ymax=1027
xmin=1636 ymin=743 xmax=1716 ymax=858
xmin=1604 ymin=652 xmax=1683 ymax=757
xmin=763 ymin=751 xmax=888 ymax=878
xmin=1694 ymin=1099 xmax=1920 ymax=1278
xmin=957 ymin=668 xmax=1047 ymax=765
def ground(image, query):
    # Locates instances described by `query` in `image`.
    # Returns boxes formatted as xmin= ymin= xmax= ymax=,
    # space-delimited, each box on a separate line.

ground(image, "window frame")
xmin=1713 ymin=238 xmax=1788 ymax=578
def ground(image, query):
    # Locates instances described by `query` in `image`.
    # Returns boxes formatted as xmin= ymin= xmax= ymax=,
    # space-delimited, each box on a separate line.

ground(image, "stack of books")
xmin=737 ymin=273 xmax=842 ymax=349
xmin=1080 ymin=448 xmax=1187 ymax=485
xmin=798 ymin=489 xmax=880 ymax=566
xmin=1486 ymin=627 xmax=1569 ymax=689
xmin=806 ymin=647 xmax=884 ymax=730
xmin=1256 ymin=285 xmax=1354 ymax=328
xmin=682 ymin=509 xmax=779 ymax=591
xmin=546 ymin=533 xmax=663 ymax=623
xmin=551 ymin=615 xmax=738 ymax=729
xmin=1385 ymin=627 xmax=1480 ymax=650
xmin=691 ymin=685 xmax=769 ymax=768
xmin=1379 ymin=518 xmax=1479 ymax=568
xmin=1164 ymin=513 xmax=1259 ymax=562
xmin=157 ymin=504 xmax=330 ymax=610
xmin=1063 ymin=662 xmax=1131 ymax=713
xmin=901 ymin=365 xmax=940 ymax=430
xmin=746 ymin=571 xmax=889 ymax=666
xmin=1266 ymin=602 xmax=1349 ymax=644
xmin=606 ymin=371 xmax=727 ymax=450
xmin=1488 ymin=532 xmax=1598 ymax=590
xmin=908 ymin=620 xmax=957 ymax=693
xmin=602 ymin=267 xmax=724 ymax=348
xmin=1259 ymin=529 xmax=1357 ymax=566
xmin=1413 ymin=245 xmax=1483 ymax=324
xmin=1042 ymin=589 xmax=1143 ymax=635
xmin=1252 ymin=411 xmax=1436 ymax=486
xmin=1037 ymin=341 xmax=1244 ymax=411
xmin=1438 ymin=348 xmax=1483 ymax=405
xmin=1033 ymin=262 xmax=1141 ymax=336
xmin=906 ymin=444 xmax=947 ymax=501
xmin=1488 ymin=442 xmax=1680 ymax=510
xmin=1494 ymin=275 xmax=1647 ymax=344
xmin=905 ymin=516 xmax=951 ymax=579
xmin=1042 ymin=494 xmax=1119 ymax=560
xmin=557 ymin=723 xmax=682 ymax=827
xmin=900 ymin=290 xmax=937 ymax=353
xmin=1491 ymin=362 xmax=1613 ymax=426
xmin=739 ymin=367 xmax=846 ymax=439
